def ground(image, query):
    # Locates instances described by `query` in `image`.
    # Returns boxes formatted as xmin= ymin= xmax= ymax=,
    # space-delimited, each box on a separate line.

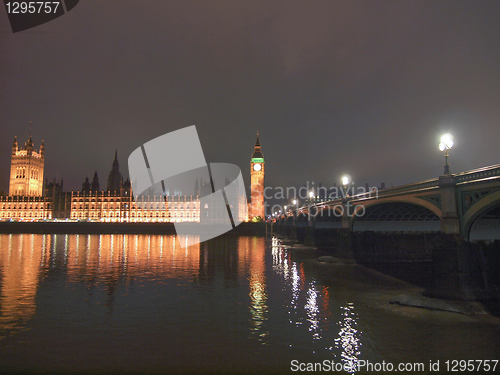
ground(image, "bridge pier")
xmin=275 ymin=221 xmax=284 ymax=236
xmin=439 ymin=175 xmax=461 ymax=234
xmin=305 ymin=227 xmax=355 ymax=259
xmin=303 ymin=226 xmax=315 ymax=247
xmin=331 ymin=228 xmax=355 ymax=259
xmin=288 ymin=224 xmax=298 ymax=241
xmin=424 ymin=234 xmax=476 ymax=300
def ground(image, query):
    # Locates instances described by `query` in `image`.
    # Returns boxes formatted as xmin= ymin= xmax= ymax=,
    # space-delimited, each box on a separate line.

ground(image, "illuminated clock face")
xmin=253 ymin=163 xmax=262 ymax=171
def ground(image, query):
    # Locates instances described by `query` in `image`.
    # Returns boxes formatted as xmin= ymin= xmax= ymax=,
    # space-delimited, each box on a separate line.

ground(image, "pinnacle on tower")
xmin=12 ymin=136 xmax=18 ymax=155
xmin=107 ymin=150 xmax=123 ymax=193
xmin=252 ymin=132 xmax=264 ymax=159
xmin=92 ymin=171 xmax=100 ymax=193
xmin=112 ymin=149 xmax=119 ymax=170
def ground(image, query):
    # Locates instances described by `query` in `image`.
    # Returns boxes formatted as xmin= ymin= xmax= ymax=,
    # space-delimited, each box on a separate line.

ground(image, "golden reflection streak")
xmin=1 ymin=234 xmax=269 ymax=339
xmin=241 ymin=237 xmax=268 ymax=342
xmin=64 ymin=234 xmax=201 ymax=283
xmin=0 ymin=234 xmax=43 ymax=333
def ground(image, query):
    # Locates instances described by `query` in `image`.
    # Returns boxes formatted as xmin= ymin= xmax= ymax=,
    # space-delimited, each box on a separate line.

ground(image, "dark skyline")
xmin=2 ymin=1 xmax=500 ymax=197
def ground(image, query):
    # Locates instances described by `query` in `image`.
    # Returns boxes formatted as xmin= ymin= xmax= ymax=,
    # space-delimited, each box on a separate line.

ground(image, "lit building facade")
xmin=249 ymin=133 xmax=265 ymax=219
xmin=69 ymin=192 xmax=200 ymax=222
xmin=9 ymin=135 xmax=45 ymax=196
xmin=0 ymin=136 xmax=254 ymax=223
xmin=70 ymin=151 xmax=201 ymax=222
xmin=0 ymin=135 xmax=50 ymax=220
xmin=0 ymin=195 xmax=52 ymax=220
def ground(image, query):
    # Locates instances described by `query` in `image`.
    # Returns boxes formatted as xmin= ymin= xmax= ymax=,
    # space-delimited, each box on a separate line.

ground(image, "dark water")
xmin=0 ymin=234 xmax=499 ymax=374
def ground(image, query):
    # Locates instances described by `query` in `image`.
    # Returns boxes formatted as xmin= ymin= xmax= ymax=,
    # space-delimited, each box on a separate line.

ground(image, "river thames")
xmin=0 ymin=233 xmax=499 ymax=374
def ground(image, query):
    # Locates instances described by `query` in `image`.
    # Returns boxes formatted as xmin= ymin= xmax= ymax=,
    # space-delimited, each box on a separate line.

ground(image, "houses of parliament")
xmin=0 ymin=134 xmax=265 ymax=222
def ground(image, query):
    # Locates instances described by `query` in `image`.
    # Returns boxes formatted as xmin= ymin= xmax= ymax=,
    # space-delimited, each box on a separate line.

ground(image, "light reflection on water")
xmin=0 ymin=234 xmax=499 ymax=373
xmin=334 ymin=303 xmax=361 ymax=373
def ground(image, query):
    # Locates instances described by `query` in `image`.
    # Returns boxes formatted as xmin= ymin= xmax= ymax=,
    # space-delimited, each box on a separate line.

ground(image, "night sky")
xmin=2 ymin=1 xmax=500 ymax=199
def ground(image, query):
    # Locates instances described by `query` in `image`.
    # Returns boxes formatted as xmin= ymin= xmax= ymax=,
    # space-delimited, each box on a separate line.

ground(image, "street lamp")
xmin=341 ymin=174 xmax=351 ymax=198
xmin=439 ymin=133 xmax=454 ymax=175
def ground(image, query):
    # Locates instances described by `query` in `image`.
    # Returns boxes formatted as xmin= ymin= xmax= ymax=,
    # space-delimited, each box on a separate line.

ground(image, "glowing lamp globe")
xmin=439 ymin=133 xmax=453 ymax=151
xmin=341 ymin=174 xmax=351 ymax=186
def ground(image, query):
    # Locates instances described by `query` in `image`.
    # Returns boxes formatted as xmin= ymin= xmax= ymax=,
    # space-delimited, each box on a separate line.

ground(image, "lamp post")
xmin=307 ymin=191 xmax=315 ymax=221
xmin=341 ymin=174 xmax=351 ymax=198
xmin=340 ymin=174 xmax=352 ymax=229
xmin=439 ymin=133 xmax=454 ymax=175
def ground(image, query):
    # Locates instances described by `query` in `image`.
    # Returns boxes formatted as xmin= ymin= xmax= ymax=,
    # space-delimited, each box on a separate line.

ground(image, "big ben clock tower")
xmin=250 ymin=132 xmax=265 ymax=219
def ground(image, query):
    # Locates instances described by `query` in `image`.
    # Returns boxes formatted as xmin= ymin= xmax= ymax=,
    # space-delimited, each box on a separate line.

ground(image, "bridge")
xmin=274 ymin=164 xmax=500 ymax=302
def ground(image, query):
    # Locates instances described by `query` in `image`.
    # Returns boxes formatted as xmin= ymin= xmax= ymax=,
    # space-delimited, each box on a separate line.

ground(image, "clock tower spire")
xmin=250 ymin=132 xmax=265 ymax=219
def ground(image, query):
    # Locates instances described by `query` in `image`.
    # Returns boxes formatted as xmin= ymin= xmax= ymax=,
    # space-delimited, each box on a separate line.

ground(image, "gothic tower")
xmin=250 ymin=132 xmax=265 ymax=219
xmin=91 ymin=171 xmax=100 ymax=193
xmin=107 ymin=150 xmax=123 ymax=194
xmin=9 ymin=134 xmax=45 ymax=196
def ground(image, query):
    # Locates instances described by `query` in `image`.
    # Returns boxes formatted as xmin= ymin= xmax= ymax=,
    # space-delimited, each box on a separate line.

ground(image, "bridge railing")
xmin=366 ymin=178 xmax=439 ymax=197
xmin=304 ymin=178 xmax=440 ymax=210
xmin=297 ymin=164 xmax=500 ymax=212
xmin=455 ymin=164 xmax=500 ymax=183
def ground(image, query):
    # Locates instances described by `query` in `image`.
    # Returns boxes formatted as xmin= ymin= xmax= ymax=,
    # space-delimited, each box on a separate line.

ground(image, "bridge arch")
xmin=351 ymin=200 xmax=441 ymax=232
xmin=462 ymin=189 xmax=500 ymax=240
xmin=352 ymin=196 xmax=442 ymax=217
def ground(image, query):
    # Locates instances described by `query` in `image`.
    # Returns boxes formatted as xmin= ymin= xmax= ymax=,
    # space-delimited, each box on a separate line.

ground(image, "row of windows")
xmin=72 ymin=205 xmax=199 ymax=213
xmin=72 ymin=203 xmax=199 ymax=209
xmin=81 ymin=218 xmax=194 ymax=223
xmin=14 ymin=167 xmax=41 ymax=180
xmin=1 ymin=205 xmax=47 ymax=210
xmin=0 ymin=211 xmax=47 ymax=218
xmin=12 ymin=187 xmax=43 ymax=196
xmin=70 ymin=214 xmax=199 ymax=222
xmin=71 ymin=211 xmax=199 ymax=218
